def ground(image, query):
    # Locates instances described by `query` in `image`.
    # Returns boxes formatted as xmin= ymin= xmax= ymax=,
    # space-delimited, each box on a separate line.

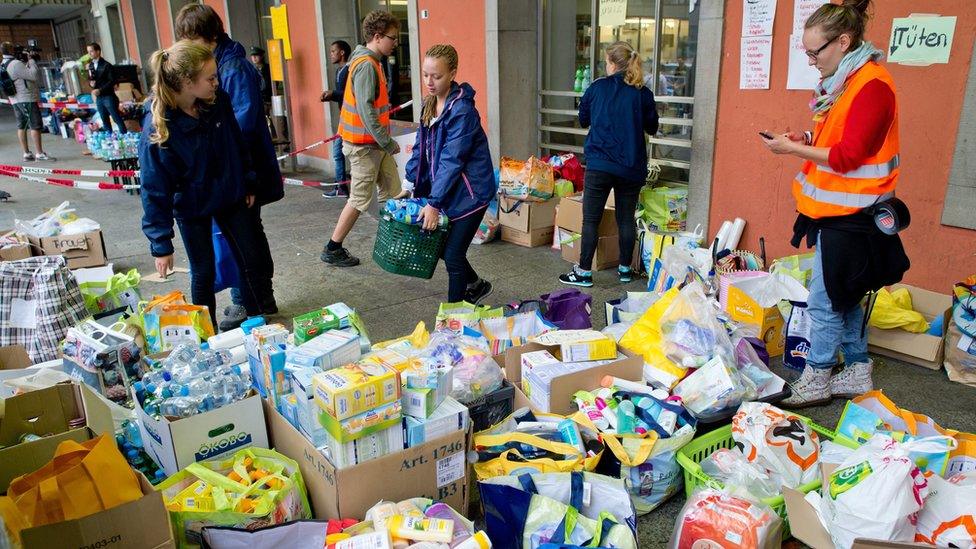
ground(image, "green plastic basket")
xmin=372 ymin=213 xmax=448 ymax=279
xmin=675 ymin=414 xmax=858 ymax=540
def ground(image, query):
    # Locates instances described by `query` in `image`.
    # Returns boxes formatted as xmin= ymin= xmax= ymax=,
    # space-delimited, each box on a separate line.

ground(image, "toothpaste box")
xmin=531 ymin=330 xmax=617 ymax=362
xmin=524 ymin=357 xmax=618 ymax=412
xmin=520 ymin=350 xmax=561 ymax=372
xmin=317 ymin=422 xmax=405 ymax=469
xmin=401 ymin=366 xmax=454 ymax=419
xmin=280 ymin=393 xmax=299 ymax=430
xmin=318 ymin=398 xmax=402 ymax=443
xmin=293 ymin=303 xmax=355 ymax=345
xmin=312 ymin=362 xmax=401 ymax=421
xmin=245 ymin=324 xmax=289 ymax=398
xmin=291 ymin=368 xmax=327 ymax=446
xmin=285 ymin=329 xmax=361 ymax=371
xmin=260 ymin=343 xmax=291 ymax=411
xmin=404 ymin=397 xmax=469 ymax=447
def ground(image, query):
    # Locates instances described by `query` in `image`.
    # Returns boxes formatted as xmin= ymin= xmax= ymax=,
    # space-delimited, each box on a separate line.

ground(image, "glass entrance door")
xmin=357 ymin=0 xmax=413 ymax=121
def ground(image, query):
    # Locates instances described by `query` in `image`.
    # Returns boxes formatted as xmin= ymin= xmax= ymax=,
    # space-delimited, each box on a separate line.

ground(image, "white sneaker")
xmin=782 ymin=366 xmax=833 ymax=408
xmin=830 ymin=360 xmax=874 ymax=398
xmin=35 ymin=153 xmax=56 ymax=161
xmin=23 ymin=152 xmax=35 ymax=161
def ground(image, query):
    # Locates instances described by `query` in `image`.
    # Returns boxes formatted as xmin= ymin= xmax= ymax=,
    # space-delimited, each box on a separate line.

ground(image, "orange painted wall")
xmin=202 ymin=0 xmax=227 ymax=24
xmin=282 ymin=0 xmax=329 ymax=160
xmin=120 ymin=0 xmax=139 ymax=60
xmin=154 ymin=0 xmax=174 ymax=46
xmin=710 ymin=0 xmax=976 ymax=293
xmin=416 ymin=0 xmax=488 ymax=129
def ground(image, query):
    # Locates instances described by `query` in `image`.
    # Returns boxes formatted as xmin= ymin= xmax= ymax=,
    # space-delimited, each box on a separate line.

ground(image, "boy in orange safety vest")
xmin=321 ymin=10 xmax=403 ymax=267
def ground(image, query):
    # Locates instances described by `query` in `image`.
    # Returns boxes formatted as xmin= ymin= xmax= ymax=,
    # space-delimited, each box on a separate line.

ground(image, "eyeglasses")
xmin=383 ymin=33 xmax=399 ymax=44
xmin=806 ymin=34 xmax=838 ymax=61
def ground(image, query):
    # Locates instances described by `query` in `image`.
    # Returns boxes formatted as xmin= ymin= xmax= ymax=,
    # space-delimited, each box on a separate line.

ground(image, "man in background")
xmin=87 ymin=42 xmax=127 ymax=133
xmin=320 ymin=39 xmax=352 ymax=197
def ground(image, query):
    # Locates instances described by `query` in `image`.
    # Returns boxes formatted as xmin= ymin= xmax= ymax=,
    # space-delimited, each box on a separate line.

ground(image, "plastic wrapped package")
xmin=669 ymin=489 xmax=782 ymax=549
xmin=672 ymin=355 xmax=756 ymax=417
xmin=732 ymin=337 xmax=781 ymax=398
xmin=915 ymin=471 xmax=976 ymax=547
xmin=661 ymin=244 xmax=712 ymax=282
xmin=699 ymin=449 xmax=783 ymax=501
xmin=660 ymin=283 xmax=737 ymax=370
xmin=418 ymin=331 xmax=503 ymax=404
xmin=730 ymin=402 xmax=820 ymax=488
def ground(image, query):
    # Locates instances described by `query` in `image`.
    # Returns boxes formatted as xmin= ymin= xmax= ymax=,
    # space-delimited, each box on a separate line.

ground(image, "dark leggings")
xmin=579 ymin=169 xmax=641 ymax=271
xmin=229 ymin=205 xmax=274 ymax=308
xmin=177 ymin=201 xmax=274 ymax=325
xmin=442 ymin=208 xmax=484 ymax=302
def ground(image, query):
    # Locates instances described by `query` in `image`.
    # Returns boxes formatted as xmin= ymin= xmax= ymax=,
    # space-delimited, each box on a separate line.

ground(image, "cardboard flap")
xmin=0 ymin=384 xmax=77 ymax=446
xmin=76 ymin=383 xmax=115 ymax=436
xmin=0 ymin=345 xmax=31 ymax=370
xmin=783 ymin=486 xmax=835 ymax=549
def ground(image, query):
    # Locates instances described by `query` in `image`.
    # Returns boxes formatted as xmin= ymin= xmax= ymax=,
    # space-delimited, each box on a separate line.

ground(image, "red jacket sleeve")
xmin=827 ymin=79 xmax=896 ymax=173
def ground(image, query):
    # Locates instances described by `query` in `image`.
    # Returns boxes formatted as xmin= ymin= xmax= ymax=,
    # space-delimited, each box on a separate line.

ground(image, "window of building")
xmin=356 ymin=0 xmax=413 ymax=121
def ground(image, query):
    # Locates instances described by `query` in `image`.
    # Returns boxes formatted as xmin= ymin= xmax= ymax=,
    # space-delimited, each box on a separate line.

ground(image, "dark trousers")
xmin=579 ymin=169 xmax=641 ymax=271
xmin=177 ymin=201 xmax=274 ymax=325
xmin=96 ymin=94 xmax=126 ymax=133
xmin=442 ymin=209 xmax=484 ymax=302
xmin=229 ymin=205 xmax=275 ymax=308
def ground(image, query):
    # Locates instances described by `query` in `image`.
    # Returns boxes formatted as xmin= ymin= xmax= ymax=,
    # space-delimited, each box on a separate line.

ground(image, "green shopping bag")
xmin=79 ymin=268 xmax=142 ymax=314
xmin=769 ymin=253 xmax=816 ymax=288
xmin=435 ymin=301 xmax=503 ymax=334
xmin=637 ymin=184 xmax=688 ymax=232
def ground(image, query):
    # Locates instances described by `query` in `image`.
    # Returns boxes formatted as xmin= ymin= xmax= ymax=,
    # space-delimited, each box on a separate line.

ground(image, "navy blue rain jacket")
xmin=214 ymin=34 xmax=283 ymax=206
xmin=579 ymin=72 xmax=659 ymax=182
xmin=139 ymin=89 xmax=255 ymax=257
xmin=406 ymin=82 xmax=497 ymax=219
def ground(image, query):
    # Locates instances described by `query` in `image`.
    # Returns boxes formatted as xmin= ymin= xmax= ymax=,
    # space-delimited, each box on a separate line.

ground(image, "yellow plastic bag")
xmin=869 ymin=287 xmax=930 ymax=333
xmin=619 ymin=287 xmax=684 ymax=388
xmin=374 ymin=321 xmax=430 ymax=351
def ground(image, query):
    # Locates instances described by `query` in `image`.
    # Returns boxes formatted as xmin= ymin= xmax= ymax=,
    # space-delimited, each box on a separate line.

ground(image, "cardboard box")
xmin=27 ymin=229 xmax=106 ymax=269
xmin=501 ymin=225 xmax=556 ymax=248
xmin=293 ymin=305 xmax=352 ymax=345
xmin=290 ymin=368 xmax=327 ymax=446
xmin=499 ymin=343 xmax=644 ymax=415
xmin=319 ymin=422 xmax=405 ymax=469
xmin=318 ymin=399 xmax=402 ymax=443
xmin=945 ymin=321 xmax=976 ymax=387
xmin=499 ymin=196 xmax=558 ymax=233
xmin=265 ymin=400 xmax=468 ymax=520
xmin=244 ymin=324 xmax=289 ymax=400
xmin=285 ymin=329 xmax=361 ymax=371
xmin=19 ymin=473 xmax=174 ymax=549
xmin=401 ymin=366 xmax=453 ymax=419
xmin=0 ymin=344 xmax=31 ymax=370
xmin=558 ymin=228 xmax=620 ymax=271
xmin=531 ymin=330 xmax=618 ymax=362
xmin=134 ymin=390 xmax=269 ymax=476
xmin=554 ymin=195 xmax=617 ymax=235
xmin=726 ymin=283 xmax=786 ymax=357
xmin=524 ymin=358 xmax=619 ymax=413
xmin=868 ymin=284 xmax=952 ymax=370
xmin=0 ymin=241 xmax=31 ymax=261
xmin=0 ymin=383 xmax=114 ymax=492
xmin=312 ymin=362 xmax=400 ymax=422
xmin=404 ymin=397 xmax=469 ymax=447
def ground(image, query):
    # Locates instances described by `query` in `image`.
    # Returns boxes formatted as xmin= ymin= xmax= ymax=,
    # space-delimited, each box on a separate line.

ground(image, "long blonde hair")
xmin=606 ymin=41 xmax=643 ymax=88
xmin=420 ymin=44 xmax=459 ymax=127
xmin=147 ymin=40 xmax=214 ymax=145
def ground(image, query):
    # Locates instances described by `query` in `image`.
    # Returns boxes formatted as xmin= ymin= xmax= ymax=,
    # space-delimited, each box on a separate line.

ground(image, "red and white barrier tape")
xmin=0 ymin=164 xmax=137 ymax=178
xmin=276 ymin=100 xmax=413 ymax=161
xmin=3 ymin=99 xmax=96 ymax=109
xmin=0 ymin=168 xmax=138 ymax=191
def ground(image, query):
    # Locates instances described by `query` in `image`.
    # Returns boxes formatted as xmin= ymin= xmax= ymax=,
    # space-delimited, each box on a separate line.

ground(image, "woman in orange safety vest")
xmin=761 ymin=0 xmax=909 ymax=407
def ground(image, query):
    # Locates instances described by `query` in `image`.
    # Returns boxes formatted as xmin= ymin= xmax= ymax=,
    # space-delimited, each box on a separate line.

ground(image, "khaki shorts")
xmin=344 ymin=142 xmax=402 ymax=212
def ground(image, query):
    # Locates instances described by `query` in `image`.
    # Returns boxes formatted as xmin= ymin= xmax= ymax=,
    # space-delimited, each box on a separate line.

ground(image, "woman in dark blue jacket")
xmin=406 ymin=44 xmax=497 ymax=304
xmin=139 ymin=41 xmax=272 ymax=326
xmin=559 ymin=41 xmax=659 ymax=288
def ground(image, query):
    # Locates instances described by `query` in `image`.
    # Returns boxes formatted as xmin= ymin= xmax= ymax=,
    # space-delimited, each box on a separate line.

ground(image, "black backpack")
xmin=0 ymin=58 xmax=17 ymax=97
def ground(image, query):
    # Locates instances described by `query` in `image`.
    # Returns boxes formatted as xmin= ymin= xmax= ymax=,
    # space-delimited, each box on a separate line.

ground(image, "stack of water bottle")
xmin=115 ymin=418 xmax=167 ymax=484
xmin=133 ymin=343 xmax=252 ymax=419
xmin=86 ymin=131 xmax=140 ymax=160
xmin=384 ymin=198 xmax=449 ymax=227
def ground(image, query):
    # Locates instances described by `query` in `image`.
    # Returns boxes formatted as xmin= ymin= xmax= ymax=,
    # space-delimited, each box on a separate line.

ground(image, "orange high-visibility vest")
xmin=338 ymin=55 xmax=390 ymax=145
xmin=791 ymin=61 xmax=900 ymax=219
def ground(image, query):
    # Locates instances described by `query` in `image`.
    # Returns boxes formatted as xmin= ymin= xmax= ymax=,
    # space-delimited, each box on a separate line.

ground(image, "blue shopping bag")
xmin=212 ymin=221 xmax=240 ymax=293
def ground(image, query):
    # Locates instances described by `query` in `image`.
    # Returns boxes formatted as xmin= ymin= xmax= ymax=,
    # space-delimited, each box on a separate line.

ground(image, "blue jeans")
xmin=332 ymin=137 xmax=346 ymax=182
xmin=96 ymin=94 xmax=126 ymax=133
xmin=806 ymin=232 xmax=870 ymax=369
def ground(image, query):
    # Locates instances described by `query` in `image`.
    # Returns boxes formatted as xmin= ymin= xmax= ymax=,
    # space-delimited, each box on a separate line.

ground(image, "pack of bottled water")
xmin=86 ymin=131 xmax=141 ymax=160
xmin=134 ymin=342 xmax=252 ymax=419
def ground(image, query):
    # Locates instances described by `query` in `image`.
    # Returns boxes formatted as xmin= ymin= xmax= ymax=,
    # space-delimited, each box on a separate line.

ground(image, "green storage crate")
xmin=372 ymin=213 xmax=448 ymax=279
xmin=675 ymin=414 xmax=858 ymax=540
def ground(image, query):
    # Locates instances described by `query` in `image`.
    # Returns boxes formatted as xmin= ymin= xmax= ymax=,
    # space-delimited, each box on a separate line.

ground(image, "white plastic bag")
xmin=699 ymin=449 xmax=783 ymax=501
xmin=660 ymin=282 xmax=737 ymax=369
xmin=916 ymin=471 xmax=976 ymax=548
xmin=810 ymin=434 xmax=932 ymax=549
xmin=731 ymin=402 xmax=821 ymax=489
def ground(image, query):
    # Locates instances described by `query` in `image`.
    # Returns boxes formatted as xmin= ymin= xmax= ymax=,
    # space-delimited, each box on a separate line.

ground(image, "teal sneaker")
xmin=619 ymin=266 xmax=634 ymax=283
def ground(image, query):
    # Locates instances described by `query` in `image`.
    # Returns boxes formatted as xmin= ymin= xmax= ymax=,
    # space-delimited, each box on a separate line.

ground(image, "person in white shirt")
xmin=1 ymin=41 xmax=54 ymax=161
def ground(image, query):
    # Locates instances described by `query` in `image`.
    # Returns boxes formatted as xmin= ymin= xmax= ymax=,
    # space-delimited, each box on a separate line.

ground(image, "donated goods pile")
xmin=2 ymin=206 xmax=976 ymax=548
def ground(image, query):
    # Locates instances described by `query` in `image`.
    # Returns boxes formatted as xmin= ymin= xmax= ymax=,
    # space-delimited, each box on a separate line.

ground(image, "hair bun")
xmin=842 ymin=0 xmax=871 ymax=15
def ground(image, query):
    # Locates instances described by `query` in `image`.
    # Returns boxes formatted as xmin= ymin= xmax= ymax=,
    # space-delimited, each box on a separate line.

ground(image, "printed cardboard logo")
xmin=195 ymin=431 xmax=252 ymax=461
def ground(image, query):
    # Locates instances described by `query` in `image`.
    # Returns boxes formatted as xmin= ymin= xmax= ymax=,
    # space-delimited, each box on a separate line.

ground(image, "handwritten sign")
xmin=888 ymin=15 xmax=956 ymax=66
xmin=599 ymin=0 xmax=627 ymax=27
xmin=787 ymin=33 xmax=821 ymax=89
xmin=741 ymin=35 xmax=773 ymax=89
xmin=793 ymin=0 xmax=828 ymax=34
xmin=742 ymin=0 xmax=777 ymax=37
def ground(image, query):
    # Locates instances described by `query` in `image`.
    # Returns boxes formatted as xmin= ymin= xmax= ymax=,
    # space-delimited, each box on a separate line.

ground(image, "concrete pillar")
xmin=129 ymin=0 xmax=161 ymax=69
xmin=486 ymin=0 xmax=539 ymax=162
xmin=320 ymin=0 xmax=360 ymax=134
xmin=225 ymin=0 xmax=262 ymax=51
xmin=686 ymin=1 xmax=722 ymax=236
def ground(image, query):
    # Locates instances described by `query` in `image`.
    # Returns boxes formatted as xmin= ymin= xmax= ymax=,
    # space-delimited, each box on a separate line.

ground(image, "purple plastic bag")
xmin=541 ymin=288 xmax=592 ymax=330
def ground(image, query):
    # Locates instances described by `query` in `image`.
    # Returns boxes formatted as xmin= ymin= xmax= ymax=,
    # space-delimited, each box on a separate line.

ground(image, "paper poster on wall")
xmin=888 ymin=14 xmax=956 ymax=66
xmin=270 ymin=5 xmax=292 ymax=60
xmin=742 ymin=0 xmax=778 ymax=37
xmin=741 ymin=35 xmax=773 ymax=89
xmin=599 ymin=0 xmax=627 ymax=27
xmin=787 ymin=33 xmax=822 ymax=89
xmin=793 ymin=0 xmax=829 ymax=34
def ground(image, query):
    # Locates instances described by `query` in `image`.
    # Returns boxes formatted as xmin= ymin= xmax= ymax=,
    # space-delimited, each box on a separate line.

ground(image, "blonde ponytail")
xmin=146 ymin=40 xmax=214 ymax=145
xmin=606 ymin=41 xmax=643 ymax=88
xmin=420 ymin=44 xmax=459 ymax=127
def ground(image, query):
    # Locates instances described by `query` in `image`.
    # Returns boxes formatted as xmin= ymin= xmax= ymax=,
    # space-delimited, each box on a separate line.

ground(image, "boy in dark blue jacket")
xmin=140 ymin=41 xmax=273 ymax=327
xmin=176 ymin=4 xmax=281 ymax=329
xmin=560 ymin=41 xmax=658 ymax=288
xmin=406 ymin=45 xmax=497 ymax=304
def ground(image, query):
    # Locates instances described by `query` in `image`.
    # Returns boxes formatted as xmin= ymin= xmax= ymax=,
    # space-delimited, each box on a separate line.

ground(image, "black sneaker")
xmin=465 ymin=279 xmax=493 ymax=305
xmin=559 ymin=268 xmax=593 ymax=287
xmin=218 ymin=305 xmax=248 ymax=332
xmin=321 ymin=246 xmax=360 ymax=267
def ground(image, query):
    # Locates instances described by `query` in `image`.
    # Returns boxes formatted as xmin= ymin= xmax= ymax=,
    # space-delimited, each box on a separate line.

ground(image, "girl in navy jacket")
xmin=559 ymin=41 xmax=659 ymax=288
xmin=406 ymin=44 xmax=497 ymax=304
xmin=139 ymin=41 xmax=273 ymax=325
